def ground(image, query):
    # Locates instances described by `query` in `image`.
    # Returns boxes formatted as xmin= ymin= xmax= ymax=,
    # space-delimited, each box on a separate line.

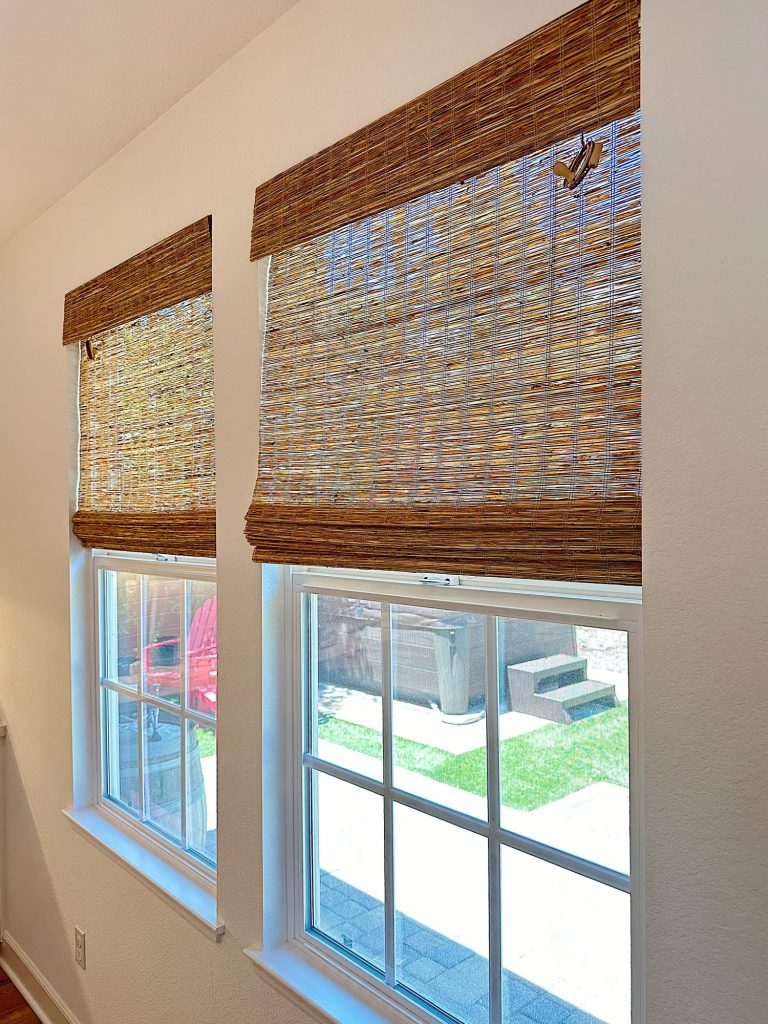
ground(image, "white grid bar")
xmin=303 ymin=752 xmax=629 ymax=894
xmin=179 ymin=580 xmax=189 ymax=849
xmin=95 ymin=559 xmax=217 ymax=879
xmin=485 ymin=618 xmax=502 ymax=1024
xmin=100 ymin=679 xmax=216 ymax=730
xmin=138 ymin=573 xmax=147 ymax=821
xmin=298 ymin=575 xmax=637 ymax=1024
xmin=381 ymin=603 xmax=396 ymax=986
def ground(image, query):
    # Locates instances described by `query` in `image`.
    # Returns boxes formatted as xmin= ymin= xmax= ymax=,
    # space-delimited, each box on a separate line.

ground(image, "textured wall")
xmin=0 ymin=2 xmax=583 ymax=1023
xmin=642 ymin=1 xmax=768 ymax=1022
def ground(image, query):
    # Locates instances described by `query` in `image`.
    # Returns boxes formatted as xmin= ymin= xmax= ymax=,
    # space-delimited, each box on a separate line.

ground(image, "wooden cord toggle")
xmin=553 ymin=136 xmax=604 ymax=190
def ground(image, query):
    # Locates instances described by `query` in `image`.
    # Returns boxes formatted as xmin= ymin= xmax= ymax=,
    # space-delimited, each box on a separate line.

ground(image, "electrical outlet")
xmin=75 ymin=927 xmax=86 ymax=970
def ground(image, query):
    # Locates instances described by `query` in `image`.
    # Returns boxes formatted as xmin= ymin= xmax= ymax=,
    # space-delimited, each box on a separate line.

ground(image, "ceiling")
xmin=0 ymin=0 xmax=299 ymax=246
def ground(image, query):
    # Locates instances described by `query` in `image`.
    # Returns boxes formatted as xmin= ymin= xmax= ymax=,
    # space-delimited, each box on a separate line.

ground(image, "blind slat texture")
xmin=63 ymin=217 xmax=212 ymax=345
xmin=250 ymin=0 xmax=639 ymax=261
xmin=245 ymin=110 xmax=641 ymax=582
xmin=74 ymin=289 xmax=216 ymax=558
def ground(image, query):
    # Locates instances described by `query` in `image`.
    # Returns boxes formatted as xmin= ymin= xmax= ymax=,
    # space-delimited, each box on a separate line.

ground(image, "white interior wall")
xmin=641 ymin=2 xmax=768 ymax=1022
xmin=0 ymin=1 xmax=765 ymax=1023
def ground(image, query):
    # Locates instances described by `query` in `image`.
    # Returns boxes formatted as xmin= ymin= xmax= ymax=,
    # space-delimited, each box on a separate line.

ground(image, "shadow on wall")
xmin=0 ymin=729 xmax=94 ymax=1023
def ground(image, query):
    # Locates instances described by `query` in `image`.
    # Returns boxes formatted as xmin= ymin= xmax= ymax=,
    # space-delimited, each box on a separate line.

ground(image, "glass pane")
xmin=186 ymin=580 xmax=217 ymax=719
xmin=395 ymin=805 xmax=489 ymax=1024
xmin=187 ymin=722 xmax=216 ymax=865
xmin=311 ymin=595 xmax=383 ymax=781
xmin=143 ymin=576 xmax=183 ymax=706
xmin=142 ymin=705 xmax=182 ymax=843
xmin=498 ymin=619 xmax=629 ymax=873
xmin=310 ymin=771 xmax=385 ymax=972
xmin=102 ymin=570 xmax=140 ymax=687
xmin=392 ymin=604 xmax=487 ymax=818
xmin=103 ymin=689 xmax=141 ymax=814
xmin=501 ymin=847 xmax=630 ymax=1024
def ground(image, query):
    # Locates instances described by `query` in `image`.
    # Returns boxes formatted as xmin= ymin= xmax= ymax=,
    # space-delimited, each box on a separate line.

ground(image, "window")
xmin=246 ymin=2 xmax=642 ymax=1017
xmin=95 ymin=551 xmax=218 ymax=875
xmin=291 ymin=569 xmax=639 ymax=1024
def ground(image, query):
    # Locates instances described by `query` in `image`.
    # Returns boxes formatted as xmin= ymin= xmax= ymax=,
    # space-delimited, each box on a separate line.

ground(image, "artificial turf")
xmin=318 ymin=703 xmax=628 ymax=811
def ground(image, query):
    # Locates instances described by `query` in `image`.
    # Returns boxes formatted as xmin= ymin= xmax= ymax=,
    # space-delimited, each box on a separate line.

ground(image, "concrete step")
xmin=538 ymin=677 xmax=617 ymax=709
xmin=507 ymin=655 xmax=618 ymax=724
xmin=507 ymin=653 xmax=587 ymax=694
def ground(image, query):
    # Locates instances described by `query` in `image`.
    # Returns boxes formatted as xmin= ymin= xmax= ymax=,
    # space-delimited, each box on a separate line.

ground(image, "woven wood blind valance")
xmin=245 ymin=108 xmax=641 ymax=582
xmin=250 ymin=0 xmax=639 ymax=261
xmin=68 ymin=220 xmax=215 ymax=558
xmin=63 ymin=217 xmax=212 ymax=346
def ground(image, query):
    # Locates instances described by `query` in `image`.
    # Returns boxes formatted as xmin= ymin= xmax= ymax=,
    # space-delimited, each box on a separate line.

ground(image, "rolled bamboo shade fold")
xmin=68 ymin=221 xmax=215 ymax=558
xmin=250 ymin=0 xmax=639 ymax=260
xmin=245 ymin=109 xmax=641 ymax=582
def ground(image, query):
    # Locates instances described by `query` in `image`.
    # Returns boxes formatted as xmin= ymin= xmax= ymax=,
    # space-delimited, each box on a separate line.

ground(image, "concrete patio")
xmin=314 ymin=769 xmax=630 ymax=1024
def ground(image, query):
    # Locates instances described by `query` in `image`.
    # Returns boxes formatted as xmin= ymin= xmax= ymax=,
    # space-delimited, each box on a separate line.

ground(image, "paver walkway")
xmin=318 ymin=871 xmax=612 ymax=1024
xmin=315 ymin=770 xmax=630 ymax=1023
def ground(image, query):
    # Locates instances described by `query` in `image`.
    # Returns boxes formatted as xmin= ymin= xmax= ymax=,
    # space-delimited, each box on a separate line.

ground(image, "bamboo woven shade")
xmin=70 ymin=221 xmax=215 ymax=558
xmin=250 ymin=0 xmax=639 ymax=261
xmin=245 ymin=109 xmax=641 ymax=582
xmin=63 ymin=218 xmax=212 ymax=346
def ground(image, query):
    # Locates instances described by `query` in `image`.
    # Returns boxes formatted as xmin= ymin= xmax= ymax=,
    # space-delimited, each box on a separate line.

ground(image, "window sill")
xmin=63 ymin=807 xmax=225 ymax=942
xmin=244 ymin=943 xmax=427 ymax=1024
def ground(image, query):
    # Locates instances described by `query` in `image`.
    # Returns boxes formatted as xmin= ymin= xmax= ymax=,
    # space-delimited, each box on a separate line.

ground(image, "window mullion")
xmin=382 ymin=601 xmax=395 ymax=987
xmin=307 ymin=594 xmax=321 ymax=930
xmin=95 ymin=555 xmax=218 ymax=876
xmin=180 ymin=718 xmax=188 ymax=853
xmin=180 ymin=581 xmax=189 ymax=850
xmin=485 ymin=617 xmax=502 ymax=1024
xmin=308 ymin=593 xmax=319 ymax=756
xmin=138 ymin=573 xmax=147 ymax=821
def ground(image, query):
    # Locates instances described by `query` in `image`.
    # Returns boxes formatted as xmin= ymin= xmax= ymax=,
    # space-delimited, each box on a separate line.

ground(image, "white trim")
xmin=245 ymin=943 xmax=445 ymax=1024
xmin=91 ymin=796 xmax=216 ymax=891
xmin=628 ymin=616 xmax=646 ymax=1024
xmin=291 ymin=574 xmax=641 ymax=629
xmin=92 ymin=552 xmax=217 ymax=582
xmin=92 ymin=548 xmax=216 ymax=570
xmin=63 ymin=807 xmax=224 ymax=942
xmin=296 ymin=565 xmax=642 ymax=607
xmin=0 ymin=931 xmax=81 ymax=1024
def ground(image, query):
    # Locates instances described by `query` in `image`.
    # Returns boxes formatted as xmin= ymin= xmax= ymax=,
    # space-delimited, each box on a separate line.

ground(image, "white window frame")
xmin=89 ymin=549 xmax=218 ymax=892
xmin=282 ymin=566 xmax=643 ymax=1024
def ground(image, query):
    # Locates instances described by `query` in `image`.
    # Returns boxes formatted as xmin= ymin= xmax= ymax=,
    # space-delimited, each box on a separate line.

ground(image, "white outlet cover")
xmin=75 ymin=927 xmax=86 ymax=970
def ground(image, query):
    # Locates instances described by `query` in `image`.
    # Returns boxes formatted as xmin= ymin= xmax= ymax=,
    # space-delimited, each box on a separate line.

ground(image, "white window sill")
xmin=244 ymin=943 xmax=428 ymax=1024
xmin=63 ymin=807 xmax=225 ymax=942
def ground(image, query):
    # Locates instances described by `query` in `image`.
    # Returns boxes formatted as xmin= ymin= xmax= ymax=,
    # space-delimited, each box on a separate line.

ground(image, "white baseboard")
xmin=0 ymin=931 xmax=82 ymax=1024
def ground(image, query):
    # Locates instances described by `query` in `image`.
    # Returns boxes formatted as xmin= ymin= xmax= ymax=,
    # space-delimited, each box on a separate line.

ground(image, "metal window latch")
xmin=419 ymin=573 xmax=460 ymax=587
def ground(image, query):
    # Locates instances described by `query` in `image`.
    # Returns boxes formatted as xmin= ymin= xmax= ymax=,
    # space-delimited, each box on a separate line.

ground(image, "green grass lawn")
xmin=319 ymin=703 xmax=628 ymax=811
xmin=195 ymin=725 xmax=217 ymax=760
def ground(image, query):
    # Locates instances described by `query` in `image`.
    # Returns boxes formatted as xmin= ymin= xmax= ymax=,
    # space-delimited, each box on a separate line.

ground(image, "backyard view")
xmin=320 ymin=702 xmax=627 ymax=811
xmin=308 ymin=594 xmax=631 ymax=1024
xmin=102 ymin=569 xmax=218 ymax=867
